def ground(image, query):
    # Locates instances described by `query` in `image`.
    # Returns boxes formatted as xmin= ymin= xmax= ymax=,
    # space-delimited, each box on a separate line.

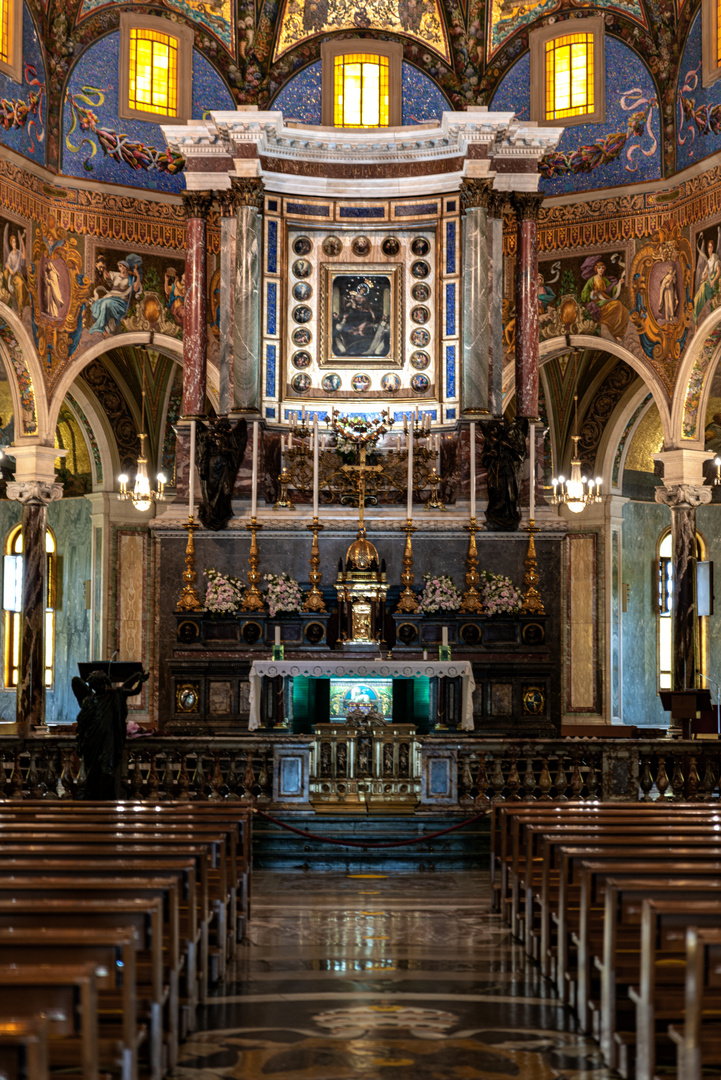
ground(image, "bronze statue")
xmin=197 ymin=416 xmax=247 ymax=531
xmin=480 ymin=417 xmax=528 ymax=531
xmin=73 ymin=669 xmax=149 ymax=799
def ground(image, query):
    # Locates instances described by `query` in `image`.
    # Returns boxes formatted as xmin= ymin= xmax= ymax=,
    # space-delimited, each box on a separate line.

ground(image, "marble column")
xmin=6 ymin=480 xmax=63 ymax=735
xmin=511 ymin=192 xmax=544 ymax=420
xmin=232 ymin=177 xmax=264 ymax=415
xmin=655 ymin=484 xmax=712 ymax=690
xmin=460 ymin=178 xmax=492 ymax=417
xmin=216 ymin=187 xmax=238 ymax=415
xmin=488 ymin=191 xmax=507 ymax=417
xmin=181 ymin=190 xmax=213 ymax=419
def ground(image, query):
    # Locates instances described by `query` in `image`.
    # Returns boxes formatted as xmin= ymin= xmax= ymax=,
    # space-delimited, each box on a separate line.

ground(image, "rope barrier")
xmin=252 ymin=806 xmax=489 ymax=849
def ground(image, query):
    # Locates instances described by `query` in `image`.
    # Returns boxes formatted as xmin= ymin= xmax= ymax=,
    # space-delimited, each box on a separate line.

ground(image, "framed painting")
xmin=320 ymin=264 xmax=403 ymax=367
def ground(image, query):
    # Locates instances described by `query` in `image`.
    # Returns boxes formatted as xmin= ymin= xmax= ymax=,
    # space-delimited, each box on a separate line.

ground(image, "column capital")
xmin=460 ymin=177 xmax=494 ymax=211
xmin=511 ymin=191 xmax=544 ymax=221
xmin=6 ymin=480 xmax=63 ymax=505
xmin=488 ymin=190 xmax=509 ymax=219
xmin=654 ymin=484 xmax=713 ymax=510
xmin=181 ymin=190 xmax=214 ymax=219
xmin=230 ymin=176 xmax=264 ymax=209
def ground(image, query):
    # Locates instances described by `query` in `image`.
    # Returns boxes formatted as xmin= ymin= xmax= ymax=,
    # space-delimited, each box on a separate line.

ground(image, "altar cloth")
xmin=248 ymin=659 xmax=476 ymax=731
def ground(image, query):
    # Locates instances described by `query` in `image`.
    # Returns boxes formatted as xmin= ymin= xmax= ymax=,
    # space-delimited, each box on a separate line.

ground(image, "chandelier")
xmin=118 ymin=354 xmax=167 ymax=511
xmin=550 ymin=351 xmax=602 ymax=514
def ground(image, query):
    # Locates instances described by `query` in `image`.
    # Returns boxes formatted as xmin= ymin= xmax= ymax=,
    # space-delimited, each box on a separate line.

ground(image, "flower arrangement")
xmin=480 ymin=571 xmax=523 ymax=616
xmin=264 ymin=572 xmax=304 ymax=617
xmin=418 ymin=573 xmax=462 ymax=614
xmin=203 ymin=568 xmax=243 ymax=614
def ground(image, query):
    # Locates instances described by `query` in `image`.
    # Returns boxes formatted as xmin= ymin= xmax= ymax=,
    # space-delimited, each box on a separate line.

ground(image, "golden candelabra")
xmin=521 ymin=520 xmax=545 ymax=615
xmin=176 ymin=517 xmax=203 ymax=612
xmin=239 ymin=518 xmax=265 ymax=611
xmin=273 ymin=467 xmax=295 ymax=510
xmin=425 ymin=467 xmax=446 ymax=511
xmin=395 ymin=520 xmax=420 ymax=614
xmin=459 ymin=518 xmax=484 ymax=614
xmin=303 ymin=518 xmax=326 ymax=612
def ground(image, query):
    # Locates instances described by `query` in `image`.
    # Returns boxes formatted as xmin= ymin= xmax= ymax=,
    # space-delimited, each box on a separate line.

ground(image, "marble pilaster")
xmin=460 ymin=179 xmax=492 ymax=418
xmin=216 ymin=188 xmax=238 ymax=416
xmin=655 ymin=484 xmax=712 ymax=690
xmin=511 ymin=193 xmax=543 ymax=420
xmin=488 ymin=192 xmax=506 ymax=417
xmin=181 ymin=190 xmax=213 ymax=419
xmin=232 ymin=178 xmax=264 ymax=416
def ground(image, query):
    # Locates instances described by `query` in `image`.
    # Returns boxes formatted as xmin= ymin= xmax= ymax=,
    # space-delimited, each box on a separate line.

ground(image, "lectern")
xmin=660 ymin=689 xmax=713 ymax=738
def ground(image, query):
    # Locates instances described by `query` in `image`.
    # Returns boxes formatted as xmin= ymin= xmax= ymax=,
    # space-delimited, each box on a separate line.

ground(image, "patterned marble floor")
xmin=171 ymin=871 xmax=617 ymax=1079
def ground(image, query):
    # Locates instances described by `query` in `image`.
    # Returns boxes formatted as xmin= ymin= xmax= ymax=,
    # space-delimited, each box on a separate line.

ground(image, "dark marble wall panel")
xmin=45 ymin=498 xmax=92 ymax=725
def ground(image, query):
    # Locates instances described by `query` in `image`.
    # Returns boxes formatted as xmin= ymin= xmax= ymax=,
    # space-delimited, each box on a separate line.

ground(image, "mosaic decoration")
xmin=692 ymin=222 xmax=721 ymax=326
xmin=274 ymin=0 xmax=451 ymax=62
xmin=84 ymin=242 xmax=187 ymax=341
xmin=67 ymin=391 xmax=103 ymax=483
xmin=401 ymin=62 xmax=451 ymax=124
xmin=683 ymin=325 xmax=721 ymax=439
xmin=0 ymin=4 xmax=47 ymax=165
xmin=487 ymin=0 xmax=646 ymax=61
xmin=628 ymin=225 xmax=693 ymax=382
xmin=612 ymin=393 xmax=651 ymax=486
xmin=77 ymin=0 xmax=236 ymax=55
xmin=677 ymin=11 xmax=721 ymax=169
xmin=0 ymin=212 xmax=29 ymax=317
xmin=161 ymin=365 xmax=183 ymax=485
xmin=0 ymin=316 xmax=37 ymax=434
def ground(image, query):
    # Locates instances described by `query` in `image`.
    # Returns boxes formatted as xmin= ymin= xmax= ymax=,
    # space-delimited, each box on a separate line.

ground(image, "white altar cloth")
xmin=248 ymin=659 xmax=476 ymax=732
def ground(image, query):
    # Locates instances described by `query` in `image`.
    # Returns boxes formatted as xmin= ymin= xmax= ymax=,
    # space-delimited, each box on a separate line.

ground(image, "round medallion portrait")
xmin=381 ymin=237 xmax=400 ymax=257
xmin=292 ymin=327 xmax=312 ymax=346
xmin=411 ymin=305 xmax=430 ymax=325
xmin=351 ymin=373 xmax=371 ymax=392
xmin=410 ymin=350 xmax=430 ymax=370
xmin=292 ymin=351 xmax=312 ymax=369
xmin=293 ymin=237 xmax=312 ymax=256
xmin=292 ymin=281 xmax=312 ymax=302
xmin=411 ymin=282 xmax=431 ymax=303
xmin=411 ymin=260 xmax=430 ymax=279
xmin=411 ymin=373 xmax=430 ymax=393
xmin=292 ymin=259 xmax=312 ymax=279
xmin=351 ymin=236 xmax=371 ymax=258
xmin=322 ymin=372 xmax=341 ymax=393
xmin=293 ymin=305 xmax=313 ymax=324
xmin=291 ymin=372 xmax=311 ymax=394
xmin=381 ymin=372 xmax=400 ymax=392
xmin=410 ymin=327 xmax=430 ymax=347
xmin=411 ymin=237 xmax=430 ymax=257
xmin=322 ymin=236 xmax=343 ymax=257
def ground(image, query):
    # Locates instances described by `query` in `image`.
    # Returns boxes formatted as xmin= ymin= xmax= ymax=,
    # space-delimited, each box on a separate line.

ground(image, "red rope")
xmin=252 ymin=807 xmax=489 ymax=848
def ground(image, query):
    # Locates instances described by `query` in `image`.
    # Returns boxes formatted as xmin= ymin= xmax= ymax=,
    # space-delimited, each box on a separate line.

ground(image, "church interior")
xmin=1 ymin=0 xmax=721 ymax=1077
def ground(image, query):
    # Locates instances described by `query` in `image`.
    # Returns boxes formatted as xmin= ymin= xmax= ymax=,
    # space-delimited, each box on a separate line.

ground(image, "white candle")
xmin=275 ymin=625 xmax=281 ymax=647
xmin=312 ymin=417 xmax=319 ymax=519
xmin=188 ymin=419 xmax=196 ymax=520
xmin=470 ymin=421 xmax=476 ymax=521
xmin=529 ymin=421 xmax=535 ymax=522
xmin=442 ymin=626 xmax=448 ymax=647
xmin=250 ymin=420 xmax=259 ymax=519
xmin=406 ymin=425 xmax=413 ymax=520
xmin=288 ymin=430 xmax=293 ymax=449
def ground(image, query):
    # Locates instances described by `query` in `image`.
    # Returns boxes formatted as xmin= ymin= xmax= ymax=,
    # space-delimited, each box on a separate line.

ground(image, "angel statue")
xmin=73 ymin=668 xmax=149 ymax=799
xmin=2 ymin=225 xmax=27 ymax=313
xmin=693 ymin=227 xmax=721 ymax=323
xmin=197 ymin=416 xmax=248 ymax=531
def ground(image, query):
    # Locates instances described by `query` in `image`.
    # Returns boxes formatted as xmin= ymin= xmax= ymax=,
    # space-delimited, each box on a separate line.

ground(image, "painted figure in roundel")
xmin=580 ymin=256 xmax=629 ymax=341
xmin=42 ymin=260 xmax=66 ymax=319
xmin=2 ymin=225 xmax=28 ymax=313
xmin=658 ymin=264 xmax=678 ymax=324
xmin=693 ymin=227 xmax=721 ymax=324
xmin=88 ymin=254 xmax=143 ymax=335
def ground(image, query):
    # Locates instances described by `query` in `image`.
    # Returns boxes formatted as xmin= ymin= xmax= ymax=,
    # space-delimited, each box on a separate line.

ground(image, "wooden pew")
xmin=0 ymin=1017 xmax=49 ymax=1080
xmin=672 ymin=926 xmax=721 ymax=1080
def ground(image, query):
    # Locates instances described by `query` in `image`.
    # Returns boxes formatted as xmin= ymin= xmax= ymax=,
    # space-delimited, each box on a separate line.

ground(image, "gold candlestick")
xmin=521 ymin=520 xmax=545 ymax=614
xmin=176 ymin=517 xmax=203 ymax=611
xmin=395 ymin=519 xmax=420 ymax=613
xmin=426 ymin=467 xmax=446 ymax=511
xmin=303 ymin=518 xmax=326 ymax=612
xmin=459 ymin=518 xmax=484 ymax=614
xmin=273 ymin=467 xmax=295 ymax=510
xmin=240 ymin=518 xmax=265 ymax=611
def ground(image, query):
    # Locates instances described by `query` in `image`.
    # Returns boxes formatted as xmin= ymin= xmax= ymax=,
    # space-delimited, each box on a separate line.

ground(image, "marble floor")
xmin=172 ymin=871 xmax=617 ymax=1079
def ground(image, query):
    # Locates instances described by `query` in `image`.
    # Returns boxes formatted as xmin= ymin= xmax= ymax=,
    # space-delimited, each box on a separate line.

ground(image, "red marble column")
xmin=512 ymin=193 xmax=544 ymax=420
xmin=181 ymin=190 xmax=213 ymax=419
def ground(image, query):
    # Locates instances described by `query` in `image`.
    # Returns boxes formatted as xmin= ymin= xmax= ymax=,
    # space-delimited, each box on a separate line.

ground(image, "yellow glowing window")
xmin=333 ymin=54 xmax=389 ymax=128
xmin=128 ymin=27 xmax=179 ymax=116
xmin=0 ymin=0 xmax=12 ymax=66
xmin=545 ymin=33 xmax=594 ymax=120
xmin=3 ymin=525 xmax=55 ymax=690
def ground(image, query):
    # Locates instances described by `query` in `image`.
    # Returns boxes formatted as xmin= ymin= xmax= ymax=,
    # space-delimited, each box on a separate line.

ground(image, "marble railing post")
xmin=655 ymin=484 xmax=712 ymax=690
xmin=511 ymin=192 xmax=544 ymax=420
xmin=232 ymin=177 xmax=264 ymax=416
xmin=181 ymin=190 xmax=213 ymax=419
xmin=216 ymin=187 xmax=237 ymax=416
xmin=6 ymin=479 xmax=63 ymax=735
xmin=460 ymin=178 xmax=492 ymax=418
xmin=488 ymin=191 xmax=507 ymax=417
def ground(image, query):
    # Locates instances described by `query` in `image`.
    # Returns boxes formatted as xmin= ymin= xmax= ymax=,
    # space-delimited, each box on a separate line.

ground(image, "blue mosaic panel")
xmin=287 ymin=202 xmax=330 ymax=217
xmin=267 ymin=283 xmax=277 ymax=335
xmin=490 ymin=38 xmax=661 ymax=195
xmin=340 ymin=207 xmax=385 ymax=218
xmin=393 ymin=410 xmax=437 ymax=421
xmin=266 ymin=345 xmax=276 ymax=398
xmin=272 ymin=61 xmax=323 ymax=123
xmin=61 ymin=36 xmax=233 ymax=191
xmin=446 ymin=200 xmax=456 ymax=212
xmin=446 ymin=408 xmax=456 ymax=420
xmin=677 ymin=12 xmax=721 ymax=169
xmin=266 ymin=407 xmax=276 ymax=419
xmin=78 ymin=0 xmax=235 ymax=54
xmin=446 ymin=283 xmax=456 ymax=336
xmin=0 ymin=3 xmax=47 ymax=165
xmin=284 ymin=409 xmax=330 ymax=421
xmin=267 ymin=199 xmax=278 ymax=211
xmin=446 ymin=345 xmax=456 ymax=398
xmin=401 ymin=63 xmax=450 ymax=125
xmin=446 ymin=221 xmax=456 ymax=275
xmin=267 ymin=220 xmax=278 ymax=274
xmin=395 ymin=203 xmax=438 ymax=217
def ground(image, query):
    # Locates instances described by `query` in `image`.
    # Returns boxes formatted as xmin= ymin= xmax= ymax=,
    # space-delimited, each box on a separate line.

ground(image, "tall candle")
xmin=529 ymin=421 xmax=535 ymax=522
xmin=250 ymin=420 xmax=259 ymax=519
xmin=442 ymin=626 xmax=448 ymax=647
xmin=406 ymin=424 xmax=413 ymax=520
xmin=470 ymin=421 xmax=476 ymax=520
xmin=275 ymin=625 xmax=281 ymax=647
xmin=188 ymin=419 xmax=196 ymax=520
xmin=312 ymin=417 xmax=319 ymax=519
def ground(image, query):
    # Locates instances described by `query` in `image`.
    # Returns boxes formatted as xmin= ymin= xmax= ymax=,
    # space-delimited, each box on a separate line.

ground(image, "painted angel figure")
xmin=693 ymin=227 xmax=721 ymax=323
xmin=88 ymin=253 xmax=143 ymax=336
xmin=2 ymin=225 xmax=27 ymax=313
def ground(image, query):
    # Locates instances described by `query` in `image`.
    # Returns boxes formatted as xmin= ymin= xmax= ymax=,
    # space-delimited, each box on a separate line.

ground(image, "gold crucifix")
xmin=342 ymin=444 xmax=383 ymax=534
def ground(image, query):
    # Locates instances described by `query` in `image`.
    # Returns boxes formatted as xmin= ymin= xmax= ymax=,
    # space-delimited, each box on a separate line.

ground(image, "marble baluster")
xmin=216 ymin=187 xmax=238 ymax=415
xmin=488 ymin=191 xmax=507 ymax=417
xmin=181 ymin=190 xmax=213 ymax=418
xmin=232 ymin=178 xmax=264 ymax=415
xmin=655 ymin=484 xmax=712 ymax=689
xmin=511 ymin=192 xmax=544 ymax=420
xmin=460 ymin=179 xmax=492 ymax=417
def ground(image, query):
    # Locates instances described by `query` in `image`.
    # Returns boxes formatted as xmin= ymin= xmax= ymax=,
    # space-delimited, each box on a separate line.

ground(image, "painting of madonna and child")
xmin=327 ymin=272 xmax=396 ymax=362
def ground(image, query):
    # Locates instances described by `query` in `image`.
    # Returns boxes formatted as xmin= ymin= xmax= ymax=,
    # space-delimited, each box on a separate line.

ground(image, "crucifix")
xmin=342 ymin=443 xmax=384 ymax=536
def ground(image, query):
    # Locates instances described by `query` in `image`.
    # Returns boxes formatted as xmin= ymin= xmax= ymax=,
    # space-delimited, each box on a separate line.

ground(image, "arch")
xmin=601 ymin=384 xmax=655 ymax=493
xmin=0 ymin=300 xmax=48 ymax=439
xmin=672 ymin=305 xmax=721 ymax=447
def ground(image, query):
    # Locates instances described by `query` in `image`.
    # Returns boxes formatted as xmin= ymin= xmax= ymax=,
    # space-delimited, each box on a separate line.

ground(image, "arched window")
xmin=657 ymin=529 xmax=708 ymax=691
xmin=119 ymin=13 xmax=193 ymax=122
xmin=0 ymin=0 xmax=22 ymax=81
xmin=529 ymin=17 xmax=605 ymax=126
xmin=3 ymin=524 xmax=56 ymax=689
xmin=321 ymin=40 xmax=402 ymax=128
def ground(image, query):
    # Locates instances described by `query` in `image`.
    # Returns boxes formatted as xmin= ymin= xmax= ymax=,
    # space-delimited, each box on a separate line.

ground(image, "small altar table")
xmin=248 ymin=658 xmax=476 ymax=732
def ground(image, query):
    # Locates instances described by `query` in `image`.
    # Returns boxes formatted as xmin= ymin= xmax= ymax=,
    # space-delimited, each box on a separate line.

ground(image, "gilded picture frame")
xmin=319 ymin=264 xmax=403 ymax=368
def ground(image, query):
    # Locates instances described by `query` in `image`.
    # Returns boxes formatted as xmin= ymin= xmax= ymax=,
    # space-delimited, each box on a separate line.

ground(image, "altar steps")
xmin=252 ymin=811 xmax=490 ymax=873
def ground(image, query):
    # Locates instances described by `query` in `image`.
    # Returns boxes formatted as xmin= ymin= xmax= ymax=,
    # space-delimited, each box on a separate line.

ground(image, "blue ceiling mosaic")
xmin=0 ymin=3 xmax=47 ymax=166
xmin=676 ymin=11 xmax=721 ymax=171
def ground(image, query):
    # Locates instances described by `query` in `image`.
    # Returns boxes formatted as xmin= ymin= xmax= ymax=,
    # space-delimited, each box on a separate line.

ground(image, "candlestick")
xmin=303 ymin=518 xmax=326 ymax=612
xmin=312 ymin=417 xmax=319 ymax=519
xmin=273 ymin=467 xmax=295 ymax=511
xmin=176 ymin=519 xmax=203 ymax=611
xmin=426 ymin=467 xmax=446 ymax=511
xmin=250 ymin=421 xmax=259 ymax=519
xmin=529 ymin=420 xmax=535 ymax=524
xmin=188 ymin=419 xmax=196 ymax=520
xmin=406 ymin=424 xmax=414 ymax=519
xmin=521 ymin=524 xmax=545 ymax=614
xmin=470 ymin=422 xmax=476 ymax=520
xmin=459 ymin=518 xmax=484 ymax=613
xmin=239 ymin=518 xmax=265 ymax=611
xmin=395 ymin=519 xmax=420 ymax=613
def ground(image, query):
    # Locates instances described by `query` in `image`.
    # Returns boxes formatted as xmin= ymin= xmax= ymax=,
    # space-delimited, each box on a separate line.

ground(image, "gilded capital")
xmin=460 ymin=177 xmax=494 ymax=211
xmin=655 ymin=484 xmax=713 ymax=510
xmin=488 ymin=190 xmax=509 ymax=219
xmin=511 ymin=191 xmax=544 ymax=221
xmin=215 ymin=187 xmax=238 ymax=217
xmin=181 ymin=190 xmax=214 ymax=220
xmin=230 ymin=177 xmax=264 ymax=209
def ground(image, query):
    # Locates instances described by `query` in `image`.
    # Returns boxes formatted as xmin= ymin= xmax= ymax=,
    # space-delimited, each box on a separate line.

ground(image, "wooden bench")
xmin=0 ymin=1017 xmax=49 ymax=1080
xmin=671 ymin=926 xmax=721 ymax=1080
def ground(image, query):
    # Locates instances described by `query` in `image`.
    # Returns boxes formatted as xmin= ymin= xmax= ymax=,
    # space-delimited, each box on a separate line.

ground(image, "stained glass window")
xmin=0 ymin=0 xmax=12 ymax=66
xmin=334 ymin=54 xmax=389 ymax=128
xmin=128 ymin=27 xmax=179 ymax=116
xmin=545 ymin=33 xmax=594 ymax=121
